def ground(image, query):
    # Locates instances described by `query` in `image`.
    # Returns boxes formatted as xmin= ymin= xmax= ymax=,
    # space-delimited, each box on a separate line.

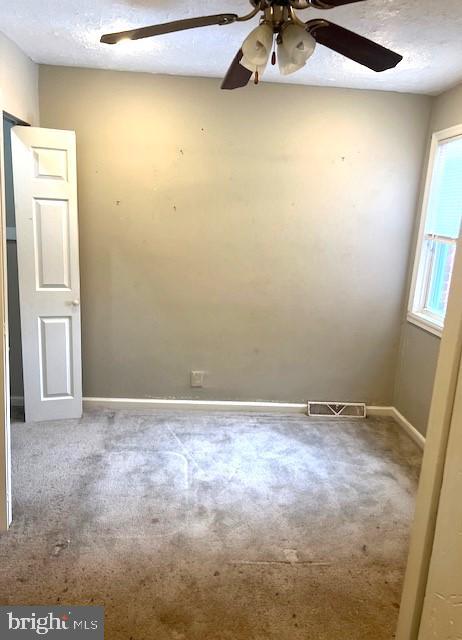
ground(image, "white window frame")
xmin=408 ymin=124 xmax=462 ymax=338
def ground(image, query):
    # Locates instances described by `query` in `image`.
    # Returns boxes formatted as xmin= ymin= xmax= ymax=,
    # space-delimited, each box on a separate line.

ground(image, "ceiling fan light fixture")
xmin=100 ymin=1 xmax=404 ymax=90
xmin=240 ymin=23 xmax=274 ymax=75
xmin=278 ymin=24 xmax=316 ymax=75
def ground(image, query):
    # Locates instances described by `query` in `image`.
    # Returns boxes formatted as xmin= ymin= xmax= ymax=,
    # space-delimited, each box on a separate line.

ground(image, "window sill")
xmin=407 ymin=312 xmax=443 ymax=338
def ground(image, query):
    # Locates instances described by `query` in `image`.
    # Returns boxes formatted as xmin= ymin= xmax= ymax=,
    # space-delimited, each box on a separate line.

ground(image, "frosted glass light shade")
xmin=241 ymin=23 xmax=274 ymax=75
xmin=278 ymin=24 xmax=316 ymax=75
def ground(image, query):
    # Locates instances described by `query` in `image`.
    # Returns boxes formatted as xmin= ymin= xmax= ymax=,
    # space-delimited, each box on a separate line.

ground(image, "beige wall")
xmin=0 ymin=32 xmax=39 ymax=124
xmin=394 ymin=81 xmax=462 ymax=436
xmin=39 ymin=65 xmax=431 ymax=403
xmin=394 ymin=324 xmax=440 ymax=434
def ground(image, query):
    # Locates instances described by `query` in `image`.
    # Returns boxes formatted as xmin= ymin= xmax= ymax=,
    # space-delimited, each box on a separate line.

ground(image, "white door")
xmin=418 ymin=358 xmax=462 ymax=640
xmin=12 ymin=127 xmax=82 ymax=422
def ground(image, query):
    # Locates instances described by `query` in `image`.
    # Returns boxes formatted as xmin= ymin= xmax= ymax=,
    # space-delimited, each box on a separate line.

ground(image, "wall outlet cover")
xmin=190 ymin=371 xmax=205 ymax=388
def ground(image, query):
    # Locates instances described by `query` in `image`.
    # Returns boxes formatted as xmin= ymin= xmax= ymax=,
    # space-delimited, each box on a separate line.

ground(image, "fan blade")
xmin=101 ymin=14 xmax=238 ymax=44
xmin=306 ymin=20 xmax=402 ymax=71
xmin=221 ymin=50 xmax=253 ymax=90
xmin=310 ymin=0 xmax=366 ymax=7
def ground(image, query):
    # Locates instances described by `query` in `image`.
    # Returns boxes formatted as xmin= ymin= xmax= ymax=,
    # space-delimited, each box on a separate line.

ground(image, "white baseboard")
xmin=367 ymin=405 xmax=395 ymax=418
xmin=83 ymin=397 xmax=308 ymax=414
xmin=367 ymin=405 xmax=425 ymax=449
xmin=82 ymin=397 xmax=425 ymax=448
xmin=390 ymin=407 xmax=426 ymax=449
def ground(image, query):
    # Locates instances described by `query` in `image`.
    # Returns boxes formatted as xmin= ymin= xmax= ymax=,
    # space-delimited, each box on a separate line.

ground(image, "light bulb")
xmin=278 ymin=24 xmax=316 ymax=76
xmin=241 ymin=23 xmax=274 ymax=76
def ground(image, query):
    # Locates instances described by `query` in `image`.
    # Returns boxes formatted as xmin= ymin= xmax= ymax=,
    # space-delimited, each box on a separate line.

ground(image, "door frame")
xmin=0 ymin=108 xmax=30 ymax=530
xmin=0 ymin=94 xmax=12 ymax=530
xmin=396 ymin=234 xmax=462 ymax=639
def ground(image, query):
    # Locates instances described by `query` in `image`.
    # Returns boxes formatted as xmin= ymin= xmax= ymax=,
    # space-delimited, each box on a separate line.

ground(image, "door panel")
xmin=39 ymin=316 xmax=73 ymax=398
xmin=34 ymin=199 xmax=71 ymax=289
xmin=33 ymin=146 xmax=68 ymax=181
xmin=12 ymin=127 xmax=82 ymax=422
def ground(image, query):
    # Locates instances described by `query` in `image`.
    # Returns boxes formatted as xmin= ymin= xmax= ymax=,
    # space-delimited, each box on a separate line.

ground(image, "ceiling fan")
xmin=100 ymin=0 xmax=403 ymax=90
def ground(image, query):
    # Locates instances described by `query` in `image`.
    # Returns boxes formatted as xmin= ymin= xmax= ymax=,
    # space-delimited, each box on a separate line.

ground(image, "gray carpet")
xmin=0 ymin=410 xmax=421 ymax=639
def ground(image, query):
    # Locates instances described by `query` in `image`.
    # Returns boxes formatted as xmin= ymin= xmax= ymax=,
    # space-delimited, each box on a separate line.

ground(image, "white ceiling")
xmin=1 ymin=0 xmax=462 ymax=94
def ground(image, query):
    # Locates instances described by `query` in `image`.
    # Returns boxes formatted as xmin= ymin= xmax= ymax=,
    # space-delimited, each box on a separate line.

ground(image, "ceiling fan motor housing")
xmin=250 ymin=0 xmax=325 ymax=9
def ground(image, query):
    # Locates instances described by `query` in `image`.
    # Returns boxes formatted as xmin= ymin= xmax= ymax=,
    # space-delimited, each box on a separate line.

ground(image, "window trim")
xmin=408 ymin=124 xmax=462 ymax=338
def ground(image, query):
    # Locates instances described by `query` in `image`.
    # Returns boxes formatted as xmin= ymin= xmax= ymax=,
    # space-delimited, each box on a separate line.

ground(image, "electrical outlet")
xmin=190 ymin=370 xmax=205 ymax=388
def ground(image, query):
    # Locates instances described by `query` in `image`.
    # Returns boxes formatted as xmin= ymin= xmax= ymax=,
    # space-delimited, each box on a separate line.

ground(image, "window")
xmin=408 ymin=127 xmax=462 ymax=337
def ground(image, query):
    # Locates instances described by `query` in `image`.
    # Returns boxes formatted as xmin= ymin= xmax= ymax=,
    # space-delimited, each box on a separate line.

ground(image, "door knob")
xmin=71 ymin=299 xmax=80 ymax=306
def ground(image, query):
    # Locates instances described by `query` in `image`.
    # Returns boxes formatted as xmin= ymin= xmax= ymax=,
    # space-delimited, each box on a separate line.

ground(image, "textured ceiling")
xmin=1 ymin=0 xmax=462 ymax=94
